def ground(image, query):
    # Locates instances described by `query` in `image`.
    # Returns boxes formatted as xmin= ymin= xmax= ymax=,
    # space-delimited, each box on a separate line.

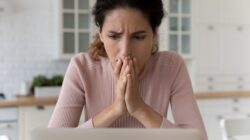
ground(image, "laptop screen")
xmin=31 ymin=128 xmax=202 ymax=140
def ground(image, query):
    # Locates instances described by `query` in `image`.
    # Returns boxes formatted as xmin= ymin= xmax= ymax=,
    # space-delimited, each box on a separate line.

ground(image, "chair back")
xmin=0 ymin=135 xmax=10 ymax=140
xmin=221 ymin=118 xmax=250 ymax=140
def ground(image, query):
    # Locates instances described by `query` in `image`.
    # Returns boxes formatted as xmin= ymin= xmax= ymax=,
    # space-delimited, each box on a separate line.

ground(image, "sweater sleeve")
xmin=48 ymin=55 xmax=94 ymax=128
xmin=160 ymin=53 xmax=208 ymax=140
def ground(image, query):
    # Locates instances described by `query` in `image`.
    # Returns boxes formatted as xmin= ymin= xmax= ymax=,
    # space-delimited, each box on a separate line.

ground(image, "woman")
xmin=48 ymin=0 xmax=208 ymax=140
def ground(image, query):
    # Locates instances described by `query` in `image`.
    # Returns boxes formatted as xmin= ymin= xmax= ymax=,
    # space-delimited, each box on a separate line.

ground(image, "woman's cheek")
xmin=104 ymin=45 xmax=119 ymax=66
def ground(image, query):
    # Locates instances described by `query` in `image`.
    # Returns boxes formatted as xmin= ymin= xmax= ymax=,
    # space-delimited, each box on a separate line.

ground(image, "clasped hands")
xmin=113 ymin=56 xmax=146 ymax=117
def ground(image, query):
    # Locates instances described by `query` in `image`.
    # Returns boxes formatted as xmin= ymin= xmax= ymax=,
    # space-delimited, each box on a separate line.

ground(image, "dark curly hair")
xmin=89 ymin=0 xmax=165 ymax=60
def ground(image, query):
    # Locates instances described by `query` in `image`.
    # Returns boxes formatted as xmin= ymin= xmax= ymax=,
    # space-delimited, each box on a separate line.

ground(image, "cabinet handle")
xmin=6 ymin=123 xmax=12 ymax=128
xmin=208 ymin=77 xmax=214 ymax=82
xmin=217 ymin=115 xmax=223 ymax=120
xmin=237 ymin=26 xmax=244 ymax=31
xmin=233 ymin=107 xmax=239 ymax=112
xmin=36 ymin=105 xmax=45 ymax=110
xmin=233 ymin=98 xmax=239 ymax=103
xmin=208 ymin=85 xmax=214 ymax=91
xmin=208 ymin=25 xmax=215 ymax=31
xmin=0 ymin=123 xmax=12 ymax=129
xmin=238 ymin=76 xmax=243 ymax=81
xmin=238 ymin=85 xmax=243 ymax=90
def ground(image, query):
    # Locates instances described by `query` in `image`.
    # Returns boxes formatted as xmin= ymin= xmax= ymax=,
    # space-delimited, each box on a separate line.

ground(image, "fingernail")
xmin=127 ymin=74 xmax=131 ymax=79
xmin=123 ymin=77 xmax=126 ymax=82
xmin=126 ymin=65 xmax=129 ymax=71
xmin=124 ymin=58 xmax=127 ymax=63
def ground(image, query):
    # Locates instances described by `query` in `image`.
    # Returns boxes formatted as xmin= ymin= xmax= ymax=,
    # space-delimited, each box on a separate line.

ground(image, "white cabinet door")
xmin=18 ymin=105 xmax=55 ymax=140
xmin=58 ymin=0 xmax=93 ymax=60
xmin=220 ymin=26 xmax=250 ymax=75
xmin=194 ymin=0 xmax=250 ymax=24
xmin=194 ymin=25 xmax=222 ymax=75
xmin=193 ymin=0 xmax=250 ymax=92
xmin=202 ymin=114 xmax=225 ymax=140
xmin=198 ymin=98 xmax=250 ymax=140
xmin=0 ymin=122 xmax=18 ymax=140
xmin=221 ymin=0 xmax=250 ymax=24
xmin=193 ymin=0 xmax=221 ymax=24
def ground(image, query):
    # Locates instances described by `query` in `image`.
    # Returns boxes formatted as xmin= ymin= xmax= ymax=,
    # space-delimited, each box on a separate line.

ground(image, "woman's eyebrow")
xmin=132 ymin=31 xmax=147 ymax=35
xmin=108 ymin=30 xmax=147 ymax=35
xmin=108 ymin=31 xmax=123 ymax=35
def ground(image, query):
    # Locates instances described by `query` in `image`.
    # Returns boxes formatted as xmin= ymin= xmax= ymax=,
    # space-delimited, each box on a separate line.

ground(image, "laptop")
xmin=31 ymin=128 xmax=202 ymax=140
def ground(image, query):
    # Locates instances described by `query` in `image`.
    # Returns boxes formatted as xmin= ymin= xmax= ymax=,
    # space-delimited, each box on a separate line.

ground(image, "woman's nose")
xmin=120 ymin=39 xmax=132 ymax=56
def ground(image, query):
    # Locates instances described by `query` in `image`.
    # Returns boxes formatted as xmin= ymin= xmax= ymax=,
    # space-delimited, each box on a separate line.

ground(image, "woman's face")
xmin=99 ymin=7 xmax=156 ymax=74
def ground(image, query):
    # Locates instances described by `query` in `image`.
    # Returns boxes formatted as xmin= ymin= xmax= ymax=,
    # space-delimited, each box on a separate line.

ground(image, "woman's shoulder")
xmin=70 ymin=52 xmax=109 ymax=69
xmin=154 ymin=51 xmax=184 ymax=67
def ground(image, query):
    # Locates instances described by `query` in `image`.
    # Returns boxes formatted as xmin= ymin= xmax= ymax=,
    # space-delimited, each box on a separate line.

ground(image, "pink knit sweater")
xmin=48 ymin=51 xmax=207 ymax=140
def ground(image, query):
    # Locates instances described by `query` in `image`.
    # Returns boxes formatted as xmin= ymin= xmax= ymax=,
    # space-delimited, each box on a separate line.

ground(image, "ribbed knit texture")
xmin=48 ymin=51 xmax=208 ymax=140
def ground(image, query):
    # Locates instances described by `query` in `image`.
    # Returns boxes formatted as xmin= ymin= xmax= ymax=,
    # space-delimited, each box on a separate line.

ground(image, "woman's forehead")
xmin=102 ymin=8 xmax=151 ymax=33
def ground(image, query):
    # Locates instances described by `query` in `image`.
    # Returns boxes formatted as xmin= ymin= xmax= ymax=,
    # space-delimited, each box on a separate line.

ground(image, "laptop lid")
xmin=31 ymin=128 xmax=202 ymax=140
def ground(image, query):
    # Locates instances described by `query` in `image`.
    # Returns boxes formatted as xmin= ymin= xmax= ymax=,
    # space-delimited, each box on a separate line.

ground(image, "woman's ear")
xmin=153 ymin=31 xmax=158 ymax=44
xmin=98 ymin=30 xmax=104 ymax=42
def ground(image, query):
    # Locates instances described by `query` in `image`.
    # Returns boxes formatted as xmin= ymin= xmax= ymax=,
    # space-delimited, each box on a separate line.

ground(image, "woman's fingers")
xmin=114 ymin=58 xmax=122 ymax=80
xmin=128 ymin=60 xmax=135 ymax=82
xmin=117 ymin=62 xmax=130 ymax=94
xmin=118 ymin=74 xmax=127 ymax=94
xmin=126 ymin=74 xmax=132 ymax=94
xmin=119 ymin=57 xmax=128 ymax=79
xmin=133 ymin=57 xmax=140 ymax=76
xmin=114 ymin=56 xmax=138 ymax=80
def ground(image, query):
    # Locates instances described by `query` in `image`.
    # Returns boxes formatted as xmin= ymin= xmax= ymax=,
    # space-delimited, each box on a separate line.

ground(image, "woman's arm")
xmin=130 ymin=53 xmax=208 ymax=140
xmin=123 ymin=57 xmax=163 ymax=128
xmin=48 ymin=56 xmax=86 ymax=127
xmin=131 ymin=103 xmax=163 ymax=128
xmin=162 ymin=54 xmax=208 ymax=140
xmin=49 ymin=55 xmax=129 ymax=128
xmin=91 ymin=102 xmax=124 ymax=128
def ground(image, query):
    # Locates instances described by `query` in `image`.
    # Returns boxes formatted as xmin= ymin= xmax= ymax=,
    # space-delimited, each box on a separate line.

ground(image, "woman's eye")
xmin=108 ymin=35 xmax=120 ymax=40
xmin=134 ymin=35 xmax=146 ymax=40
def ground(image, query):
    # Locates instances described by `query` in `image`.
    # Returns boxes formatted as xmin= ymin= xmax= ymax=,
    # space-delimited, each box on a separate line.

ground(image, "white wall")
xmin=0 ymin=0 xmax=69 ymax=97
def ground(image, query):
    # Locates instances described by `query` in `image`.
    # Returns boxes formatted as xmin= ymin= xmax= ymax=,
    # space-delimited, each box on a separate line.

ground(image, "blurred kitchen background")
xmin=1 ymin=0 xmax=250 ymax=140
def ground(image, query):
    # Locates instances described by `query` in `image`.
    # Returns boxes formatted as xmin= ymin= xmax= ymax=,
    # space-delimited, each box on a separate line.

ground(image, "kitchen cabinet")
xmin=166 ymin=0 xmax=193 ymax=59
xmin=221 ymin=0 xmax=250 ymax=24
xmin=193 ymin=0 xmax=250 ymax=92
xmin=0 ymin=107 xmax=18 ymax=140
xmin=194 ymin=24 xmax=250 ymax=92
xmin=56 ymin=0 xmax=95 ymax=59
xmin=193 ymin=0 xmax=220 ymax=24
xmin=18 ymin=105 xmax=54 ymax=140
xmin=197 ymin=98 xmax=250 ymax=140
xmin=194 ymin=24 xmax=250 ymax=76
xmin=194 ymin=24 xmax=222 ymax=75
xmin=195 ymin=75 xmax=250 ymax=92
xmin=166 ymin=97 xmax=250 ymax=140
xmin=18 ymin=105 xmax=86 ymax=140
xmin=18 ymin=105 xmax=55 ymax=140
xmin=194 ymin=0 xmax=250 ymax=24
xmin=220 ymin=26 xmax=250 ymax=75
